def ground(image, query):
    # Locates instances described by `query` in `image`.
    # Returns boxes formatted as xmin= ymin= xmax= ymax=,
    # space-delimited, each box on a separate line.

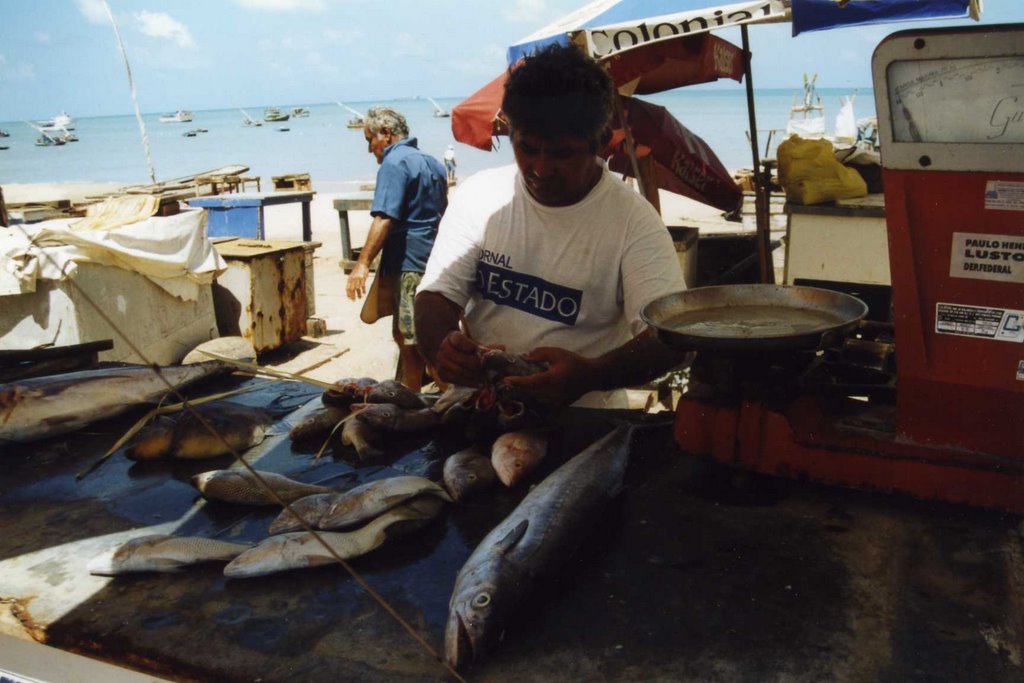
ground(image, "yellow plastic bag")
xmin=777 ymin=135 xmax=867 ymax=205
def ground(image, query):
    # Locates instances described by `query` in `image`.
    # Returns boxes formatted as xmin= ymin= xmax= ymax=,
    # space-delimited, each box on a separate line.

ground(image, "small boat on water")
xmin=291 ymin=107 xmax=310 ymax=118
xmin=427 ymin=96 xmax=449 ymax=118
xmin=335 ymin=101 xmax=365 ymax=128
xmin=240 ymin=109 xmax=262 ymax=127
xmin=35 ymin=131 xmax=67 ymax=146
xmin=0 ymin=129 xmax=9 ymax=138
xmin=160 ymin=110 xmax=193 ymax=123
xmin=264 ymin=107 xmax=290 ymax=122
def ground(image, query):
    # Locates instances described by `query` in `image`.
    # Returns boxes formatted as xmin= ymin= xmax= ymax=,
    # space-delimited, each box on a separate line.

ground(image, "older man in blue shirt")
xmin=347 ymin=106 xmax=448 ymax=390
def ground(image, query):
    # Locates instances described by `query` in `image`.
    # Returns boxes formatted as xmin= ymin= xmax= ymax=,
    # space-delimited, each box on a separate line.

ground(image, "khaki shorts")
xmin=392 ymin=271 xmax=422 ymax=346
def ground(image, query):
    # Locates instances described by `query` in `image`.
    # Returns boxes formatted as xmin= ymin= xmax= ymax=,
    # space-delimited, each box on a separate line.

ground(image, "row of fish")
xmin=81 ymin=347 xmax=635 ymax=671
xmin=0 ymin=336 xmax=254 ymax=445
xmin=90 ymin=473 xmax=451 ymax=577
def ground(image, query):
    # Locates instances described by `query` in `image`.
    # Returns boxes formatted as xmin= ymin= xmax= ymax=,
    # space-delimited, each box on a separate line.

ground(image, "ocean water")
xmin=0 ymin=89 xmax=872 ymax=187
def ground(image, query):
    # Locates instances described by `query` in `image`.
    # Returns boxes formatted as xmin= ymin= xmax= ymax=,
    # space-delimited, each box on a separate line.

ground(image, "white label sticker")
xmin=985 ymin=180 xmax=1024 ymax=211
xmin=935 ymin=302 xmax=1024 ymax=343
xmin=949 ymin=232 xmax=1024 ymax=283
xmin=1017 ymin=361 xmax=1024 ymax=382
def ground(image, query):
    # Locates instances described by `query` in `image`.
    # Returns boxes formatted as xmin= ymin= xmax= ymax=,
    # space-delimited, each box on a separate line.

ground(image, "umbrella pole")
xmin=613 ymin=95 xmax=648 ymax=205
xmin=742 ymin=24 xmax=775 ymax=284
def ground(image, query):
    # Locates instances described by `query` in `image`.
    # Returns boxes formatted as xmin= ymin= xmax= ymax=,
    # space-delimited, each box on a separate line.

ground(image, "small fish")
xmin=365 ymin=379 xmax=429 ymax=409
xmin=87 ymin=534 xmax=252 ymax=575
xmin=224 ymin=496 xmax=445 ymax=578
xmin=341 ymin=417 xmax=386 ymax=460
xmin=353 ymin=403 xmax=440 ymax=432
xmin=432 ymin=385 xmax=478 ymax=415
xmin=443 ymin=446 xmax=498 ymax=501
xmin=268 ymin=491 xmax=341 ymax=535
xmin=192 ymin=469 xmax=333 ymax=506
xmin=288 ymin=404 xmax=348 ymax=442
xmin=479 ymin=349 xmax=546 ymax=382
xmin=322 ymin=377 xmax=377 ymax=408
xmin=318 ymin=475 xmax=451 ymax=530
xmin=491 ymin=429 xmax=549 ymax=487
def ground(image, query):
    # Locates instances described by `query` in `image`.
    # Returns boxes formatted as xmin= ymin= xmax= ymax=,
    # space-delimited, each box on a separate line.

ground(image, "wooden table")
xmin=332 ymin=193 xmax=373 ymax=271
xmin=188 ymin=191 xmax=315 ymax=241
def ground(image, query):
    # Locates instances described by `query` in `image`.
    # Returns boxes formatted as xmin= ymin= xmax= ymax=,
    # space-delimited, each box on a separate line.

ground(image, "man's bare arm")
xmin=414 ymin=291 xmax=488 ymax=387
xmin=346 ymin=214 xmax=393 ymax=300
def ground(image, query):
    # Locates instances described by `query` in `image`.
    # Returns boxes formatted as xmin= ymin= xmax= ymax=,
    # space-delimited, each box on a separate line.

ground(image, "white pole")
xmin=103 ymin=1 xmax=156 ymax=183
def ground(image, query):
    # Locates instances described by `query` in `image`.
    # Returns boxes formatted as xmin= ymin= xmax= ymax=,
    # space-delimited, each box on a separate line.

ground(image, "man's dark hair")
xmin=502 ymin=43 xmax=614 ymax=150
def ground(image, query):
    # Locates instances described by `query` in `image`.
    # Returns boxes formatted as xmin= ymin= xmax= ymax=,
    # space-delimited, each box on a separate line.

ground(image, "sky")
xmin=1 ymin=0 xmax=1023 ymax=121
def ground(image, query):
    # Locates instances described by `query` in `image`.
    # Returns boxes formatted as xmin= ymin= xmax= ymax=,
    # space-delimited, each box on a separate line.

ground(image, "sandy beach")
xmin=3 ymin=176 xmax=780 ymax=403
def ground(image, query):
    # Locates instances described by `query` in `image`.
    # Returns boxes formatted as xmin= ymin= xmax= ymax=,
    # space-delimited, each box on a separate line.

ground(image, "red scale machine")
xmin=668 ymin=24 xmax=1024 ymax=512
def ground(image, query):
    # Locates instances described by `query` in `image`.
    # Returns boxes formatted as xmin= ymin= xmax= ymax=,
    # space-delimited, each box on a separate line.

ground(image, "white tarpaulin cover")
xmin=0 ymin=205 xmax=226 ymax=302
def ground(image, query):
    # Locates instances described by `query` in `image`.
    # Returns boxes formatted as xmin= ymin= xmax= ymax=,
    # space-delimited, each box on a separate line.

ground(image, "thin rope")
xmin=7 ymin=220 xmax=465 ymax=682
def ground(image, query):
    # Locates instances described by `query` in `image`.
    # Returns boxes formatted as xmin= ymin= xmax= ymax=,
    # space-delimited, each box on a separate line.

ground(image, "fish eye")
xmin=468 ymin=474 xmax=477 ymax=481
xmin=472 ymin=592 xmax=491 ymax=608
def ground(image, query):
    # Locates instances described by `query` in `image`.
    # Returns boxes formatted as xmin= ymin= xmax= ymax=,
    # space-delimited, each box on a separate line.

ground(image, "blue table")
xmin=187 ymin=191 xmax=315 ymax=241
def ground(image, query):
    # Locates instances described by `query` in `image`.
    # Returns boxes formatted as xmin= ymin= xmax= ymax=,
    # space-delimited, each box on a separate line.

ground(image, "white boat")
xmin=427 ymin=96 xmax=450 ymax=118
xmin=264 ymin=107 xmax=290 ymax=122
xmin=35 ymin=111 xmax=75 ymax=130
xmin=291 ymin=107 xmax=310 ymax=118
xmin=35 ymin=131 xmax=66 ymax=146
xmin=159 ymin=110 xmax=193 ymax=123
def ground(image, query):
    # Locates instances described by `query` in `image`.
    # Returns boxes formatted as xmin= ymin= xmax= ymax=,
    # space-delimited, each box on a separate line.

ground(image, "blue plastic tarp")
xmin=790 ymin=0 xmax=974 ymax=36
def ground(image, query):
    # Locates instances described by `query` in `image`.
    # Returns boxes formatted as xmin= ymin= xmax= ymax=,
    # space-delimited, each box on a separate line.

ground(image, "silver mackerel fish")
xmin=445 ymin=423 xmax=636 ymax=670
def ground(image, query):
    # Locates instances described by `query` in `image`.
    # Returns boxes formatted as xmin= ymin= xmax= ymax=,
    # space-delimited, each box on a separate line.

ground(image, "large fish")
xmin=87 ymin=534 xmax=252 ymax=575
xmin=443 ymin=445 xmax=497 ymax=501
xmin=224 ymin=496 xmax=445 ymax=578
xmin=491 ymin=429 xmax=549 ymax=487
xmin=0 ymin=336 xmax=251 ymax=444
xmin=192 ymin=469 xmax=333 ymax=505
xmin=318 ymin=475 xmax=451 ymax=530
xmin=445 ymin=424 xmax=635 ymax=670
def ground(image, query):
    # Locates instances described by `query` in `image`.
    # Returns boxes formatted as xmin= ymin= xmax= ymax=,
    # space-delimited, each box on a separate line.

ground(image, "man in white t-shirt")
xmin=415 ymin=44 xmax=689 ymax=408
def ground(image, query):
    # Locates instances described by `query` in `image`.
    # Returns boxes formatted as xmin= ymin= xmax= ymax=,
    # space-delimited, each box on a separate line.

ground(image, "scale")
xmin=646 ymin=23 xmax=1024 ymax=512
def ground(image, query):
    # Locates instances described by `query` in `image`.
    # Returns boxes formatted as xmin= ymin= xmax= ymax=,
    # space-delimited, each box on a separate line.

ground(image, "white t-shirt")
xmin=419 ymin=163 xmax=686 ymax=406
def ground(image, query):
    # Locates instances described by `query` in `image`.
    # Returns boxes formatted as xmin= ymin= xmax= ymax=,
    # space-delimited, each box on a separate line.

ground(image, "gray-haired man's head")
xmin=365 ymin=107 xmax=409 ymax=138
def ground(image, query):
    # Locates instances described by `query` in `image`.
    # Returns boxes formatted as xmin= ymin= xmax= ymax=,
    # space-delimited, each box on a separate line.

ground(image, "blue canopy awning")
xmin=791 ymin=0 xmax=978 ymax=36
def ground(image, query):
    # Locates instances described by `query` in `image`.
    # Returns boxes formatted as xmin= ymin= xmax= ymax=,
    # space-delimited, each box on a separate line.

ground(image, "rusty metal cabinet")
xmin=213 ymin=239 xmax=319 ymax=353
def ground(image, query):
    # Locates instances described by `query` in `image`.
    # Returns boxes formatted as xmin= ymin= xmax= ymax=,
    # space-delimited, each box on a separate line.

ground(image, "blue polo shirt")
xmin=371 ymin=137 xmax=448 ymax=275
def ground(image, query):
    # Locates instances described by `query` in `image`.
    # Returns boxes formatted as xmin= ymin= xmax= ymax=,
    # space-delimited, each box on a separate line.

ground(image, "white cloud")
xmin=394 ymin=33 xmax=431 ymax=58
xmin=232 ymin=0 xmax=326 ymax=10
xmin=323 ymin=27 xmax=363 ymax=43
xmin=306 ymin=51 xmax=340 ymax=75
xmin=501 ymin=0 xmax=548 ymax=23
xmin=0 ymin=53 xmax=37 ymax=83
xmin=34 ymin=32 xmax=52 ymax=45
xmin=77 ymin=0 xmax=109 ymax=25
xmin=134 ymin=11 xmax=196 ymax=49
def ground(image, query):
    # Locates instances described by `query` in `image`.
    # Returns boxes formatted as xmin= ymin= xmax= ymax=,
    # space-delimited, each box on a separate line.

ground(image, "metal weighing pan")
xmin=640 ymin=284 xmax=869 ymax=353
